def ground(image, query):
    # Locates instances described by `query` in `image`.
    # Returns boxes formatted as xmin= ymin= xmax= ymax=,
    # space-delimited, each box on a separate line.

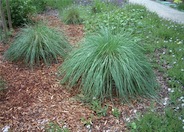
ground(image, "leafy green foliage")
xmin=91 ymin=0 xmax=107 ymax=13
xmin=91 ymin=0 xmax=118 ymax=14
xmin=84 ymin=4 xmax=148 ymax=33
xmin=45 ymin=122 xmax=70 ymax=132
xmin=129 ymin=109 xmax=183 ymax=132
xmin=31 ymin=0 xmax=47 ymax=13
xmin=46 ymin=0 xmax=73 ymax=10
xmin=90 ymin=99 xmax=108 ymax=116
xmin=60 ymin=5 xmax=84 ymax=24
xmin=3 ymin=0 xmax=35 ymax=27
xmin=145 ymin=20 xmax=184 ymax=87
xmin=59 ymin=28 xmax=157 ymax=102
xmin=177 ymin=3 xmax=184 ymax=10
xmin=4 ymin=24 xmax=71 ymax=68
xmin=112 ymin=107 xmax=121 ymax=118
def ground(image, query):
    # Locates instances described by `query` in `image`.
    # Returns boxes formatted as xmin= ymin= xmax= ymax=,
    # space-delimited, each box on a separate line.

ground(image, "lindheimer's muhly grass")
xmin=4 ymin=24 xmax=71 ymax=68
xmin=59 ymin=28 xmax=158 ymax=102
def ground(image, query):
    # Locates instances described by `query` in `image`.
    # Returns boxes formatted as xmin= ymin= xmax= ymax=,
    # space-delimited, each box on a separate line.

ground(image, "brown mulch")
xmin=0 ymin=11 xmax=169 ymax=132
xmin=33 ymin=14 xmax=84 ymax=46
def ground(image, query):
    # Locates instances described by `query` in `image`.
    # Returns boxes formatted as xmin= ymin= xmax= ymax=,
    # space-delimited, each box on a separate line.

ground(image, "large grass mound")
xmin=4 ymin=24 xmax=71 ymax=68
xmin=59 ymin=28 xmax=158 ymax=102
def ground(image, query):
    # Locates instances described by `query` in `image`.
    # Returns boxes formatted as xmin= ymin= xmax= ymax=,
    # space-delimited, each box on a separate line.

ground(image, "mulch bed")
xmin=0 ymin=11 xmax=169 ymax=131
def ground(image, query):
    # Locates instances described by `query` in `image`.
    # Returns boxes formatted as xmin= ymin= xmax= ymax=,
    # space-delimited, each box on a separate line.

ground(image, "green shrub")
xmin=129 ymin=109 xmax=183 ymax=132
xmin=60 ymin=5 xmax=84 ymax=24
xmin=59 ymin=28 xmax=158 ymax=102
xmin=177 ymin=3 xmax=184 ymax=11
xmin=4 ymin=24 xmax=71 ymax=68
xmin=31 ymin=0 xmax=47 ymax=13
xmin=3 ymin=0 xmax=35 ymax=27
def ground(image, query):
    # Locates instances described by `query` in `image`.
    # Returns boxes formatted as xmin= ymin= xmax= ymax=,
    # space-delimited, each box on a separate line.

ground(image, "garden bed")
xmin=0 ymin=10 xmax=170 ymax=131
xmin=0 ymin=1 xmax=184 ymax=131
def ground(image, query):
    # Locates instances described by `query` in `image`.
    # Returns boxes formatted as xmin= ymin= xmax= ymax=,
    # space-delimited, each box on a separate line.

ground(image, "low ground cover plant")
xmin=91 ymin=0 xmax=120 ymax=14
xmin=90 ymin=99 xmax=108 ymax=116
xmin=46 ymin=0 xmax=73 ymax=10
xmin=91 ymin=0 xmax=111 ymax=13
xmin=4 ymin=23 xmax=71 ymax=68
xmin=129 ymin=108 xmax=183 ymax=132
xmin=84 ymin=4 xmax=149 ymax=34
xmin=59 ymin=27 xmax=158 ymax=102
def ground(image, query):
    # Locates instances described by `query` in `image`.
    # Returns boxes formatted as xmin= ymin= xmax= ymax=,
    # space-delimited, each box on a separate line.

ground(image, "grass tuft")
xmin=59 ymin=28 xmax=158 ymax=102
xmin=60 ymin=5 xmax=85 ymax=24
xmin=91 ymin=0 xmax=118 ymax=14
xmin=4 ymin=24 xmax=71 ymax=68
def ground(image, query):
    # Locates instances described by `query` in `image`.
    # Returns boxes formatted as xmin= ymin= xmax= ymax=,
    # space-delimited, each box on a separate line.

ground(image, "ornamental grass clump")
xmin=60 ymin=6 xmax=84 ymax=24
xmin=4 ymin=24 xmax=71 ymax=68
xmin=59 ymin=28 xmax=158 ymax=102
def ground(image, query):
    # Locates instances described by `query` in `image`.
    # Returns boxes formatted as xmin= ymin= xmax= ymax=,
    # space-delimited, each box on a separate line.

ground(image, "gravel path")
xmin=129 ymin=0 xmax=184 ymax=24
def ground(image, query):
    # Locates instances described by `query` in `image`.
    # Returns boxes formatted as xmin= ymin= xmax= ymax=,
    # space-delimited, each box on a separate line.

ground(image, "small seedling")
xmin=81 ymin=117 xmax=93 ymax=126
xmin=112 ymin=107 xmax=121 ymax=118
xmin=45 ymin=122 xmax=70 ymax=132
xmin=0 ymin=79 xmax=6 ymax=91
xmin=90 ymin=100 xmax=108 ymax=117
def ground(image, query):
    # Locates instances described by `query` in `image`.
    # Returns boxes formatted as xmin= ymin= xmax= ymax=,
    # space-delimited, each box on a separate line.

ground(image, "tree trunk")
xmin=0 ymin=0 xmax=8 ymax=42
xmin=5 ymin=0 xmax=12 ymax=29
